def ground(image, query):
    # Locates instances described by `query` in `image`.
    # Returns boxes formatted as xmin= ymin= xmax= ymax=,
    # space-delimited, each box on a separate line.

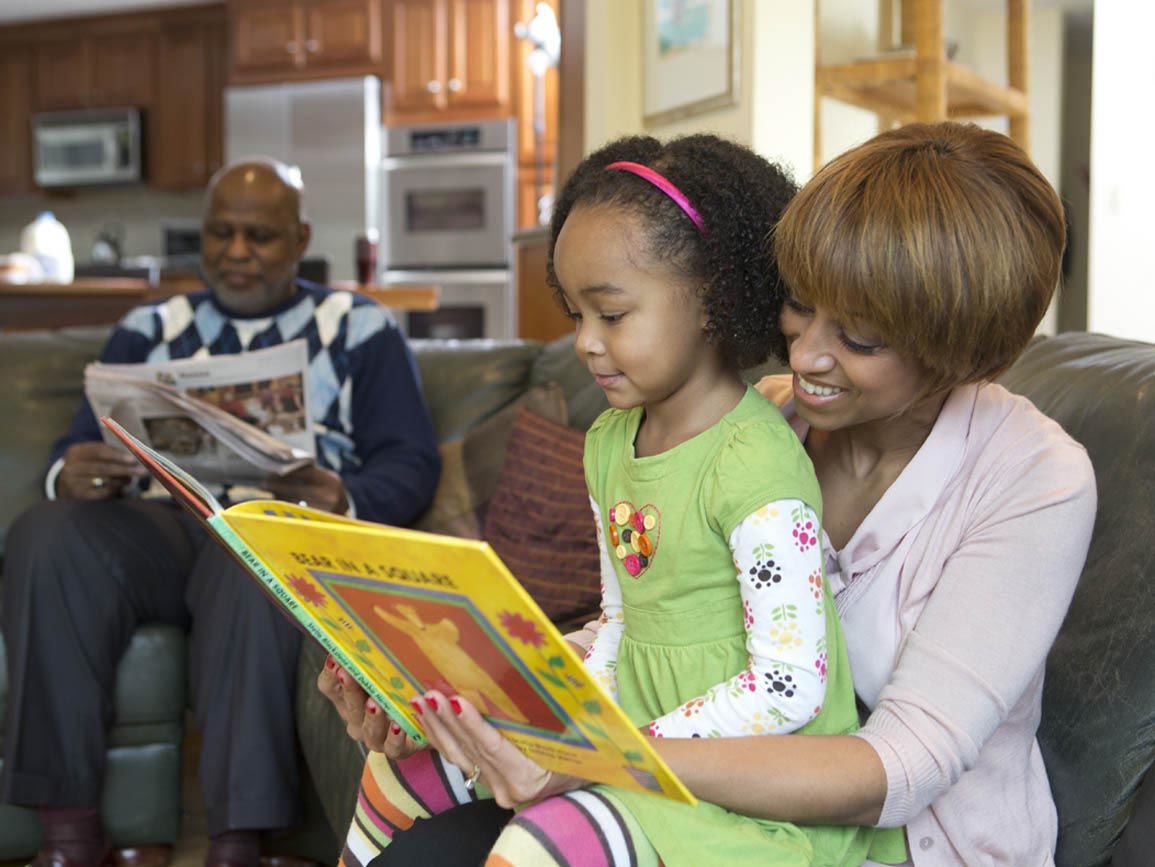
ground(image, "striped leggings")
xmin=341 ymin=750 xmax=662 ymax=867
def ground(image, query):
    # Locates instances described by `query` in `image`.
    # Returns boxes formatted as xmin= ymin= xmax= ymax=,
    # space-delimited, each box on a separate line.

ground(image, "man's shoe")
xmin=111 ymin=846 xmax=173 ymax=867
xmin=27 ymin=847 xmax=112 ymax=867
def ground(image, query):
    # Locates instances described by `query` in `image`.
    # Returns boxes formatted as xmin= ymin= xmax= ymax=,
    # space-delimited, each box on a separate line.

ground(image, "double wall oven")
xmin=379 ymin=119 xmax=516 ymax=339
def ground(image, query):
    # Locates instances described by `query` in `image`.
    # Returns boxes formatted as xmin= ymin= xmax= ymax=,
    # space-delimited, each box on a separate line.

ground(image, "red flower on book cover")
xmin=287 ymin=573 xmax=327 ymax=607
xmin=500 ymin=611 xmax=545 ymax=647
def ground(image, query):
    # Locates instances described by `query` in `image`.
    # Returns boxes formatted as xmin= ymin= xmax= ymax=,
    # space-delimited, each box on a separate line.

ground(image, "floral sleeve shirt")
xmin=583 ymin=495 xmax=829 ymax=738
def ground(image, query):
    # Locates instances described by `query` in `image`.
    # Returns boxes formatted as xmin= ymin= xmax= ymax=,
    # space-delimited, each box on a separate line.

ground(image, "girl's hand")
xmin=317 ymin=657 xmax=424 ymax=759
xmin=417 ymin=689 xmax=583 ymax=809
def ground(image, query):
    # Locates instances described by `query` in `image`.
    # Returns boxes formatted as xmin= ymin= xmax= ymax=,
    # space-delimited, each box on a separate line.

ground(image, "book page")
xmin=86 ymin=341 xmax=314 ymax=485
xmin=221 ymin=501 xmax=695 ymax=806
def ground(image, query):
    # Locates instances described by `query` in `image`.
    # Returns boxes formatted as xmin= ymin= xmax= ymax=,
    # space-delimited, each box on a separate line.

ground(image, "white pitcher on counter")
xmin=20 ymin=211 xmax=75 ymax=283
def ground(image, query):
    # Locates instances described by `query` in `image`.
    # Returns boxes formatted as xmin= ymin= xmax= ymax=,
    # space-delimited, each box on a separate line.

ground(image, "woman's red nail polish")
xmin=366 ymin=701 xmax=378 ymax=715
xmin=427 ymin=695 xmax=439 ymax=712
xmin=324 ymin=656 xmax=336 ymax=670
xmin=391 ymin=724 xmax=402 ymax=735
xmin=336 ymin=669 xmax=347 ymax=685
xmin=409 ymin=699 xmax=423 ymax=715
xmin=450 ymin=697 xmax=462 ymax=715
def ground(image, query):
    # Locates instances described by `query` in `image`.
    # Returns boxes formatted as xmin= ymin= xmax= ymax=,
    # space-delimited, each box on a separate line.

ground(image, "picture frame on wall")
xmin=643 ymin=0 xmax=739 ymax=128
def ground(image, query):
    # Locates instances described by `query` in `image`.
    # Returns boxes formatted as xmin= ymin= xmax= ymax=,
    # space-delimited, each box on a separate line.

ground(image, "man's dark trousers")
xmin=0 ymin=497 xmax=303 ymax=835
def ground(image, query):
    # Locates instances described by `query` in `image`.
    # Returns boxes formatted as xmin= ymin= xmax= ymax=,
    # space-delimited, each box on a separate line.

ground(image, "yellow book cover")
xmin=101 ymin=416 xmax=695 ymax=806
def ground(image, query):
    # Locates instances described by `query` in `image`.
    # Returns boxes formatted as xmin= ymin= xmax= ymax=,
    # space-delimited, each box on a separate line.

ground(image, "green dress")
xmin=583 ymin=387 xmax=906 ymax=866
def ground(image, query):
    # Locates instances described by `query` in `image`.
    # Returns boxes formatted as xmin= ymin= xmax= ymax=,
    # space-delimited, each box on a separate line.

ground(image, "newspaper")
xmin=85 ymin=340 xmax=315 ymax=486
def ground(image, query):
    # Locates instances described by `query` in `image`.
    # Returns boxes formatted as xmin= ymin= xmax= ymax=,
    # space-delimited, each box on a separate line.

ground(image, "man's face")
xmin=201 ymin=174 xmax=310 ymax=316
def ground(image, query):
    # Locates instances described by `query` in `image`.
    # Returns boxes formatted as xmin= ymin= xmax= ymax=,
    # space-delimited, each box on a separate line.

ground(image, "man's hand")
xmin=317 ymin=658 xmax=424 ymax=759
xmin=56 ymin=442 xmax=146 ymax=501
xmin=264 ymin=465 xmax=349 ymax=514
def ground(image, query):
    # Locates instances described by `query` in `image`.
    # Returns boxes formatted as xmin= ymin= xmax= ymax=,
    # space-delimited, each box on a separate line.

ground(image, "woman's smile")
xmin=793 ymin=372 xmax=848 ymax=407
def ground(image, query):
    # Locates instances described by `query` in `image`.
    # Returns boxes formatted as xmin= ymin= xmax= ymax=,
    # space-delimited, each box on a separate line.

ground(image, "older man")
xmin=0 ymin=159 xmax=441 ymax=867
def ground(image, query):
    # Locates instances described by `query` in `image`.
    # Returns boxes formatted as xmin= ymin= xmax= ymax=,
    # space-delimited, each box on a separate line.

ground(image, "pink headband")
xmin=605 ymin=161 xmax=707 ymax=234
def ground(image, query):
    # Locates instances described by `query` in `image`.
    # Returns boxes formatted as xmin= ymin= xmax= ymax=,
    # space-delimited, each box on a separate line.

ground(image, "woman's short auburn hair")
xmin=773 ymin=121 xmax=1066 ymax=393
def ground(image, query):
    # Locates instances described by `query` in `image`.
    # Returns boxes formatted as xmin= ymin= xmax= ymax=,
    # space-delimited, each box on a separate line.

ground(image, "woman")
xmin=322 ymin=122 xmax=1096 ymax=865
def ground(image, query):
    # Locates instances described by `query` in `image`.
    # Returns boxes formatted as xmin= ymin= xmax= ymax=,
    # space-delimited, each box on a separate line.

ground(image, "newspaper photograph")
xmin=85 ymin=340 xmax=315 ymax=486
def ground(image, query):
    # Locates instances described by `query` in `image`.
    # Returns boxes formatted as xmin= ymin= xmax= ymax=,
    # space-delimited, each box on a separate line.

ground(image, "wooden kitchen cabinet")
xmin=91 ymin=23 xmax=158 ymax=107
xmin=0 ymin=4 xmax=223 ymax=194
xmin=387 ymin=0 xmax=446 ymax=116
xmin=33 ymin=36 xmax=90 ymax=110
xmin=34 ymin=22 xmax=156 ymax=111
xmin=229 ymin=0 xmax=382 ymax=83
xmin=231 ymin=0 xmax=304 ymax=75
xmin=384 ymin=0 xmax=512 ymax=123
xmin=0 ymin=49 xmax=34 ymax=194
xmin=152 ymin=12 xmax=227 ymax=190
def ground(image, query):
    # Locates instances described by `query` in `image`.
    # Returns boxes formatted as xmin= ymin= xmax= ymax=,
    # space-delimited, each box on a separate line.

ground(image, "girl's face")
xmin=778 ymin=296 xmax=932 ymax=432
xmin=553 ymin=204 xmax=715 ymax=412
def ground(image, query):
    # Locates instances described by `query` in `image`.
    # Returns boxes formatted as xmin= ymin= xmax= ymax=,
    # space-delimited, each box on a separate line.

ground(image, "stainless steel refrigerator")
xmin=224 ymin=75 xmax=381 ymax=283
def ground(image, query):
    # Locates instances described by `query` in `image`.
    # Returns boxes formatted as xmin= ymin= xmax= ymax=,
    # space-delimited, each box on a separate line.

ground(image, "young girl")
xmin=339 ymin=135 xmax=902 ymax=867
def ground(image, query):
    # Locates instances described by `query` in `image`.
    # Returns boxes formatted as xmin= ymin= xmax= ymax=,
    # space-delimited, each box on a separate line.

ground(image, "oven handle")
xmin=380 ymin=152 xmax=512 ymax=170
xmin=383 ymin=269 xmax=512 ymax=286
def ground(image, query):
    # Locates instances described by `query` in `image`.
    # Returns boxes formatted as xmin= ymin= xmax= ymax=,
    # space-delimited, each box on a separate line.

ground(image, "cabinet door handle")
xmin=447 ymin=78 xmax=463 ymax=92
xmin=426 ymin=80 xmax=442 ymax=94
xmin=305 ymin=39 xmax=319 ymax=53
xmin=286 ymin=41 xmax=300 ymax=54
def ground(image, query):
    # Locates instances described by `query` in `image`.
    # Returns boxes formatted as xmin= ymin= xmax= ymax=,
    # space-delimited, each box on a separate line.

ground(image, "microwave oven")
xmin=33 ymin=108 xmax=143 ymax=187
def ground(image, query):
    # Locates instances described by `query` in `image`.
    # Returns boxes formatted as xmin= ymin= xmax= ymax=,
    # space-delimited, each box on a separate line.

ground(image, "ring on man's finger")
xmin=464 ymin=764 xmax=481 ymax=791
xmin=91 ymin=476 xmax=107 ymax=489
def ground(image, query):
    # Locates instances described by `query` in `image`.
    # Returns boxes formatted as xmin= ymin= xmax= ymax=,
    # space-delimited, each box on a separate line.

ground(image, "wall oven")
xmin=379 ymin=119 xmax=516 ymax=340
xmin=380 ymin=119 xmax=515 ymax=270
xmin=33 ymin=108 xmax=143 ymax=187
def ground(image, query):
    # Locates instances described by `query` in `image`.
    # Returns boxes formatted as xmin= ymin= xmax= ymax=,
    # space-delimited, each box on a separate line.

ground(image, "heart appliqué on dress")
xmin=607 ymin=501 xmax=661 ymax=578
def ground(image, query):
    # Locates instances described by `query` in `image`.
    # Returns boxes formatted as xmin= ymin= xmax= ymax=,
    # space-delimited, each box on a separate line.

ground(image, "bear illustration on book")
xmin=373 ymin=603 xmax=530 ymax=724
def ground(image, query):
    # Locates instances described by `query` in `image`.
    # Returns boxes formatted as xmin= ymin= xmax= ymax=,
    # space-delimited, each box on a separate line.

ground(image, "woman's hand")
xmin=317 ymin=657 xmax=424 ymax=759
xmin=416 ymin=689 xmax=583 ymax=809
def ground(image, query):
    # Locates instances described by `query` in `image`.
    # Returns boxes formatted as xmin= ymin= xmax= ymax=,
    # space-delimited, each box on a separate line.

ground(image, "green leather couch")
xmin=3 ymin=327 xmax=1154 ymax=866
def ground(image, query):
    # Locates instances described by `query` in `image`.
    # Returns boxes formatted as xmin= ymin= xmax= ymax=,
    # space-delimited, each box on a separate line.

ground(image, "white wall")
xmin=582 ymin=0 xmax=815 ymax=182
xmin=1087 ymin=0 xmax=1155 ymax=342
xmin=749 ymin=0 xmax=815 ymax=183
xmin=814 ymin=0 xmax=881 ymax=171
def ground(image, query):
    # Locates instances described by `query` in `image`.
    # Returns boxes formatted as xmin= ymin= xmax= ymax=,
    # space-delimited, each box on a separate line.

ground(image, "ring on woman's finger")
xmin=91 ymin=476 xmax=107 ymax=489
xmin=464 ymin=764 xmax=481 ymax=791
xmin=297 ymin=499 xmax=308 ymax=508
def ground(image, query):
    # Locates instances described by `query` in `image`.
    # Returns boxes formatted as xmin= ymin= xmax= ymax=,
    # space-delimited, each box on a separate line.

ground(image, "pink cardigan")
xmin=769 ymin=378 xmax=1096 ymax=865
xmin=573 ymin=379 xmax=1097 ymax=866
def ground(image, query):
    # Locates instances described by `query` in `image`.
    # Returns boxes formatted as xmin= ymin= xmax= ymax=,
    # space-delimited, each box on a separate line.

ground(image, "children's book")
xmin=101 ymin=416 xmax=695 ymax=807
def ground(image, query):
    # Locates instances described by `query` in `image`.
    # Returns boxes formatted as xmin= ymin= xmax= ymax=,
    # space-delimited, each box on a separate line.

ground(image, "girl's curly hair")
xmin=547 ymin=134 xmax=797 ymax=369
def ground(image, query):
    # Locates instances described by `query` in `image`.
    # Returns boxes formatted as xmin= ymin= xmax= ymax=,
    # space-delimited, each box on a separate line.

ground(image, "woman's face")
xmin=778 ymin=297 xmax=932 ymax=432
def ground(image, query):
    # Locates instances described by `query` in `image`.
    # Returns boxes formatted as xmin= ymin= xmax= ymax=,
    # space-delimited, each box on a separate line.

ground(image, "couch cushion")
xmin=410 ymin=340 xmax=543 ymax=443
xmin=413 ymin=383 xmax=568 ymax=539
xmin=0 ymin=327 xmax=109 ymax=554
xmin=529 ymin=334 xmax=607 ymax=431
xmin=997 ymin=331 xmax=1155 ymax=866
xmin=483 ymin=407 xmax=601 ymax=629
